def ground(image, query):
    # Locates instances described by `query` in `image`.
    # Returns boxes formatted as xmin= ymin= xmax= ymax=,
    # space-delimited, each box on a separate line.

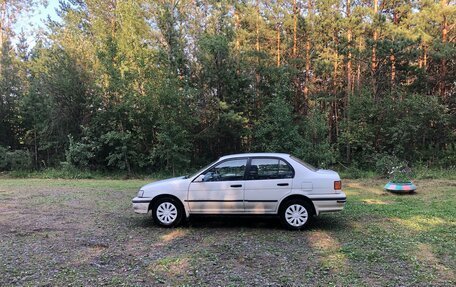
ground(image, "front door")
xmin=187 ymin=158 xmax=247 ymax=213
xmin=243 ymin=157 xmax=293 ymax=213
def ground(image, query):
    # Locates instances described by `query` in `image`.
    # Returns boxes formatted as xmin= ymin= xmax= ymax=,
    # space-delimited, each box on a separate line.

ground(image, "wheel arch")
xmin=278 ymin=194 xmax=317 ymax=216
xmin=149 ymin=194 xmax=189 ymax=217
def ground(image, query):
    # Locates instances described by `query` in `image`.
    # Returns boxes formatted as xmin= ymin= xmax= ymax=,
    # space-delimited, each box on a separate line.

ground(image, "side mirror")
xmin=194 ymin=174 xmax=205 ymax=182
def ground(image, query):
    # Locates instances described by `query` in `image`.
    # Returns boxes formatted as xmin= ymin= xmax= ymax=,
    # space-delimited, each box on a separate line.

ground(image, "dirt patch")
xmin=392 ymin=216 xmax=447 ymax=232
xmin=346 ymin=180 xmax=388 ymax=195
xmin=161 ymin=229 xmax=188 ymax=243
xmin=362 ymin=199 xmax=393 ymax=205
xmin=308 ymin=230 xmax=350 ymax=273
xmin=415 ymin=243 xmax=455 ymax=283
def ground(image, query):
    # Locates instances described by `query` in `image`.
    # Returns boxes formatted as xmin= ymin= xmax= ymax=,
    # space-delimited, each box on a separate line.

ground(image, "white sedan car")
xmin=132 ymin=153 xmax=346 ymax=230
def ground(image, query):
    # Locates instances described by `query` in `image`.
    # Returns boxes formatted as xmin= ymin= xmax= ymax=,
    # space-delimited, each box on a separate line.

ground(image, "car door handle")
xmin=230 ymin=184 xmax=242 ymax=188
xmin=277 ymin=183 xmax=289 ymax=186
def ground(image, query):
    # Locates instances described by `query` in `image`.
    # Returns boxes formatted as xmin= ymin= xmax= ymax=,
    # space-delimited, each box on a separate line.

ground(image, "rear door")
xmin=243 ymin=157 xmax=294 ymax=213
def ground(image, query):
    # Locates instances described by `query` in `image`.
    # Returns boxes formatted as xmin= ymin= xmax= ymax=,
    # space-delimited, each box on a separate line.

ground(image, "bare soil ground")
xmin=0 ymin=178 xmax=455 ymax=286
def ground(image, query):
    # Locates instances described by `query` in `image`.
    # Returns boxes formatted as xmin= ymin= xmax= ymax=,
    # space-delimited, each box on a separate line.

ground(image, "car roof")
xmin=218 ymin=152 xmax=291 ymax=160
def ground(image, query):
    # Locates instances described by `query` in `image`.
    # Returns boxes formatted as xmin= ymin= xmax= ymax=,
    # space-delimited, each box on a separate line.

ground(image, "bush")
xmin=65 ymin=135 xmax=96 ymax=169
xmin=0 ymin=146 xmax=7 ymax=170
xmin=337 ymin=166 xmax=377 ymax=179
xmin=0 ymin=146 xmax=32 ymax=171
xmin=374 ymin=153 xmax=403 ymax=176
xmin=373 ymin=153 xmax=417 ymax=181
xmin=8 ymin=150 xmax=32 ymax=170
xmin=438 ymin=144 xmax=456 ymax=167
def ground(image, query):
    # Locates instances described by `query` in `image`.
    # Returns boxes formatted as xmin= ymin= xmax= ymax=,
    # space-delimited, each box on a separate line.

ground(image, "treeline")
xmin=0 ymin=0 xmax=455 ymax=174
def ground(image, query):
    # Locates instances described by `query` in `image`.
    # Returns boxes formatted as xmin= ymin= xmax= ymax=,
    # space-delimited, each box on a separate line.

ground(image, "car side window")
xmin=202 ymin=159 xmax=247 ymax=182
xmin=248 ymin=158 xmax=293 ymax=180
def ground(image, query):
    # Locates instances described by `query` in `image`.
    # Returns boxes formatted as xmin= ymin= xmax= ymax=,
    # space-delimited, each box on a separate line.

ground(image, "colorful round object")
xmin=384 ymin=181 xmax=416 ymax=193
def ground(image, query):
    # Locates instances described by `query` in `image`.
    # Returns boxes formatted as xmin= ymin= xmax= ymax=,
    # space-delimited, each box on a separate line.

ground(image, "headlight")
xmin=137 ymin=189 xmax=144 ymax=197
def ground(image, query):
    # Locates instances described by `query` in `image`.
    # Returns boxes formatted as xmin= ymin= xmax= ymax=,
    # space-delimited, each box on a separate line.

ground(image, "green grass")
xmin=4 ymin=167 xmax=169 ymax=180
xmin=343 ymin=179 xmax=455 ymax=267
xmin=413 ymin=166 xmax=456 ymax=180
xmin=338 ymin=166 xmax=456 ymax=180
xmin=0 ymin=177 xmax=151 ymax=190
xmin=0 ymin=178 xmax=454 ymax=286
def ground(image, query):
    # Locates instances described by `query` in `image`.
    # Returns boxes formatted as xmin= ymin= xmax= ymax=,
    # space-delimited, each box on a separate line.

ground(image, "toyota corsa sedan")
xmin=132 ymin=153 xmax=346 ymax=230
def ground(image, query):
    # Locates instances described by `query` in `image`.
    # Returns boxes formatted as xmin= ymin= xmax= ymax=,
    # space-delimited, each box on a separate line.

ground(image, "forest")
xmin=0 ymin=0 xmax=455 ymax=175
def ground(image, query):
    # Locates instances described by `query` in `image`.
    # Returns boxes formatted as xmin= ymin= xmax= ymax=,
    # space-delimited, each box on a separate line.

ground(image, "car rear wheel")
xmin=280 ymin=200 xmax=312 ymax=230
xmin=152 ymin=197 xmax=183 ymax=227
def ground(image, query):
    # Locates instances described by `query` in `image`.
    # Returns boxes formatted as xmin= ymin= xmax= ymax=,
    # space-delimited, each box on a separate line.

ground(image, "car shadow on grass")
xmin=187 ymin=215 xmax=283 ymax=229
xmin=307 ymin=215 xmax=350 ymax=231
xmin=127 ymin=214 xmax=350 ymax=231
xmin=187 ymin=214 xmax=349 ymax=231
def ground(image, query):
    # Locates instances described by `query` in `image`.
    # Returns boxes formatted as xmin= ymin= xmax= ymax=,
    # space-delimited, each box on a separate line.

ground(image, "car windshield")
xmin=290 ymin=156 xmax=318 ymax=172
xmin=188 ymin=159 xmax=218 ymax=178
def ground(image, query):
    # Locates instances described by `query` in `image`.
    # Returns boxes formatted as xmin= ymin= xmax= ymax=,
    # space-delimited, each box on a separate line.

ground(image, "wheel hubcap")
xmin=285 ymin=204 xmax=308 ymax=227
xmin=156 ymin=202 xmax=178 ymax=224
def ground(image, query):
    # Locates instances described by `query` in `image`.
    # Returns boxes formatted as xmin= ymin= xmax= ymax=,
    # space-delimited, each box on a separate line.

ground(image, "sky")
xmin=13 ymin=0 xmax=61 ymax=46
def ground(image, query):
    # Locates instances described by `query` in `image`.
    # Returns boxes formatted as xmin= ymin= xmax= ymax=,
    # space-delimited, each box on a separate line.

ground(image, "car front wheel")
xmin=152 ymin=197 xmax=183 ymax=227
xmin=280 ymin=200 xmax=312 ymax=230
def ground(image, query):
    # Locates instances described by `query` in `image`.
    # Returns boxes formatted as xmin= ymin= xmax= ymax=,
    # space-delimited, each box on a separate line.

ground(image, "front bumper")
xmin=132 ymin=197 xmax=152 ymax=214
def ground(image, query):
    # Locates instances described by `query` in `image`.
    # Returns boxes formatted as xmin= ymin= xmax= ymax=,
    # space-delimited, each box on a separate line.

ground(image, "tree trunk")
xmin=291 ymin=0 xmax=301 ymax=115
xmin=124 ymin=149 xmax=131 ymax=176
xmin=329 ymin=30 xmax=339 ymax=145
xmin=371 ymin=0 xmax=378 ymax=98
xmin=346 ymin=0 xmax=352 ymax=97
xmin=356 ymin=38 xmax=362 ymax=91
xmin=423 ymin=45 xmax=427 ymax=69
xmin=0 ymin=1 xmax=6 ymax=70
xmin=255 ymin=0 xmax=260 ymax=109
xmin=303 ymin=38 xmax=310 ymax=97
xmin=440 ymin=2 xmax=448 ymax=99
xmin=346 ymin=0 xmax=352 ymax=163
xmin=292 ymin=0 xmax=297 ymax=58
xmin=418 ymin=43 xmax=426 ymax=70
xmin=110 ymin=0 xmax=117 ymax=37
xmin=276 ymin=24 xmax=280 ymax=67
xmin=303 ymin=0 xmax=313 ymax=113
xmin=234 ymin=4 xmax=240 ymax=51
xmin=391 ymin=9 xmax=398 ymax=91
xmin=34 ymin=128 xmax=38 ymax=169
xmin=390 ymin=51 xmax=395 ymax=87
xmin=256 ymin=0 xmax=260 ymax=53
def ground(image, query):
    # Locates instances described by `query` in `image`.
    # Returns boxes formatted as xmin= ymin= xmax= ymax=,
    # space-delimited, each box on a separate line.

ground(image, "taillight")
xmin=334 ymin=181 xmax=342 ymax=190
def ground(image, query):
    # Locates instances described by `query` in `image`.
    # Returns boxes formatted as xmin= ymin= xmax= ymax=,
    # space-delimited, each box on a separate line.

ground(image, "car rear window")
xmin=290 ymin=156 xmax=318 ymax=172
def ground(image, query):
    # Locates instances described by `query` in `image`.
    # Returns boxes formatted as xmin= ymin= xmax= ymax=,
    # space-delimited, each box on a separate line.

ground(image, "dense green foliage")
xmin=0 ymin=0 xmax=455 ymax=174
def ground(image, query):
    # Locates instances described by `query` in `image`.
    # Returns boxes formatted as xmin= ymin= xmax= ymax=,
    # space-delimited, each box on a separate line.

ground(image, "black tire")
xmin=152 ymin=197 xmax=184 ymax=228
xmin=279 ymin=200 xmax=313 ymax=230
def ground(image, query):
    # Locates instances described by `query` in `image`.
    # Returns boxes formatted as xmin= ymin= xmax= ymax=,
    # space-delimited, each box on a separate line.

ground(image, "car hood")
xmin=141 ymin=176 xmax=187 ymax=190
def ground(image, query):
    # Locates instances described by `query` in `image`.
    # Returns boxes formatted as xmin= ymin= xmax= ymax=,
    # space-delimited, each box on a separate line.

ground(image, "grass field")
xmin=0 ymin=178 xmax=455 ymax=286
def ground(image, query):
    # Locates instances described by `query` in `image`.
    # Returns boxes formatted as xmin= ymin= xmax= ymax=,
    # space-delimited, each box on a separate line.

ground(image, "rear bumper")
xmin=310 ymin=192 xmax=346 ymax=215
xmin=132 ymin=197 xmax=152 ymax=214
